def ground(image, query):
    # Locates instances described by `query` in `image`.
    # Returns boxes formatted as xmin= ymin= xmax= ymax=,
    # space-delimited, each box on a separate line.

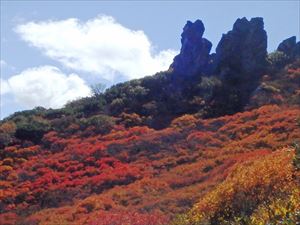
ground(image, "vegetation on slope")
xmin=0 ymin=104 xmax=300 ymax=224
xmin=0 ymin=17 xmax=300 ymax=225
xmin=172 ymin=149 xmax=300 ymax=225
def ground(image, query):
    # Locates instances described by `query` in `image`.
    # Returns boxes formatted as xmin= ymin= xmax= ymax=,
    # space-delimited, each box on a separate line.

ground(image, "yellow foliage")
xmin=0 ymin=165 xmax=13 ymax=173
xmin=0 ymin=121 xmax=16 ymax=134
xmin=249 ymin=188 xmax=300 ymax=225
xmin=171 ymin=115 xmax=197 ymax=129
xmin=181 ymin=148 xmax=298 ymax=224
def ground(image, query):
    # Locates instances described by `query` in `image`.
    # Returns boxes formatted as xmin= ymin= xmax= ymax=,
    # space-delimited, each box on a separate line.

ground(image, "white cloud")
xmin=0 ymin=78 xmax=10 ymax=95
xmin=0 ymin=60 xmax=7 ymax=67
xmin=16 ymin=15 xmax=177 ymax=83
xmin=2 ymin=66 xmax=91 ymax=109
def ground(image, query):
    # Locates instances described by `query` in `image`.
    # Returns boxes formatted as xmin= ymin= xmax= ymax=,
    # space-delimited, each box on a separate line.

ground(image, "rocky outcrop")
xmin=170 ymin=17 xmax=268 ymax=80
xmin=170 ymin=20 xmax=212 ymax=76
xmin=215 ymin=17 xmax=267 ymax=77
xmin=206 ymin=17 xmax=268 ymax=116
xmin=277 ymin=36 xmax=300 ymax=59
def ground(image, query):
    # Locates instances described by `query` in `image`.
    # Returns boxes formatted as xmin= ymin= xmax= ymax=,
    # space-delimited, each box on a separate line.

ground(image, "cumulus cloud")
xmin=0 ymin=78 xmax=10 ymax=95
xmin=16 ymin=15 xmax=177 ymax=82
xmin=0 ymin=60 xmax=7 ymax=67
xmin=2 ymin=66 xmax=91 ymax=109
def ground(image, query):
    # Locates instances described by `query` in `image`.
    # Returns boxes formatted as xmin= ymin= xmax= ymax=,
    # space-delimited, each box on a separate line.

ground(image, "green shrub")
xmin=15 ymin=117 xmax=50 ymax=143
xmin=65 ymin=96 xmax=105 ymax=116
xmin=267 ymin=51 xmax=290 ymax=70
xmin=83 ymin=115 xmax=116 ymax=134
xmin=110 ymin=98 xmax=125 ymax=115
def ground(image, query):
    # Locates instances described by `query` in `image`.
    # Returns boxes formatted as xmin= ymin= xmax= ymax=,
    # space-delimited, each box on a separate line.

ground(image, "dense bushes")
xmin=2 ymin=55 xmax=298 ymax=139
xmin=0 ymin=122 xmax=16 ymax=148
xmin=1 ymin=105 xmax=299 ymax=224
xmin=81 ymin=114 xmax=116 ymax=135
xmin=246 ymin=59 xmax=300 ymax=110
xmin=267 ymin=51 xmax=290 ymax=71
xmin=64 ymin=95 xmax=106 ymax=117
xmin=172 ymin=149 xmax=300 ymax=225
xmin=14 ymin=117 xmax=50 ymax=144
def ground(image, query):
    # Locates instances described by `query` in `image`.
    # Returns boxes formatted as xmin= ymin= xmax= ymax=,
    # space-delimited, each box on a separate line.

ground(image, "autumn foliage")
xmin=0 ymin=102 xmax=299 ymax=225
xmin=175 ymin=149 xmax=300 ymax=225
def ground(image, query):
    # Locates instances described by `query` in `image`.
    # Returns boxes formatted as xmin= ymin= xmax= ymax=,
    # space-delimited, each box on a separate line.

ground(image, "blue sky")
xmin=0 ymin=0 xmax=299 ymax=119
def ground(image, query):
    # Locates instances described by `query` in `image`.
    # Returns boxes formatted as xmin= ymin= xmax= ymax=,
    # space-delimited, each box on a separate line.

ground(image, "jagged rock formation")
xmin=207 ymin=17 xmax=268 ymax=116
xmin=277 ymin=36 xmax=300 ymax=59
xmin=215 ymin=17 xmax=267 ymax=77
xmin=170 ymin=20 xmax=212 ymax=76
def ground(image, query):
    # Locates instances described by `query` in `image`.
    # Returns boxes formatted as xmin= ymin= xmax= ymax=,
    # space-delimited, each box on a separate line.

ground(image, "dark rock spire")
xmin=208 ymin=17 xmax=268 ymax=116
xmin=215 ymin=17 xmax=268 ymax=77
xmin=170 ymin=20 xmax=212 ymax=76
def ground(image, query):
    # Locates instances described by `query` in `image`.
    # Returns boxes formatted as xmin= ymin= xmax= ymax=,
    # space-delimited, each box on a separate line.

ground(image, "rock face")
xmin=208 ymin=17 xmax=268 ymax=116
xmin=168 ymin=17 xmax=269 ymax=117
xmin=215 ymin=17 xmax=267 ymax=77
xmin=277 ymin=36 xmax=300 ymax=59
xmin=170 ymin=20 xmax=212 ymax=76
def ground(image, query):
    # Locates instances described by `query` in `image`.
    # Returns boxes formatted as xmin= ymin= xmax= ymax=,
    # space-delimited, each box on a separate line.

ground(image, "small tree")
xmin=91 ymin=83 xmax=106 ymax=97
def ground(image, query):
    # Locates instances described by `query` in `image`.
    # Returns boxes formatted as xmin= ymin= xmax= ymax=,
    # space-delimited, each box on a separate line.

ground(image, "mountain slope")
xmin=0 ymin=17 xmax=300 ymax=225
xmin=0 ymin=104 xmax=300 ymax=224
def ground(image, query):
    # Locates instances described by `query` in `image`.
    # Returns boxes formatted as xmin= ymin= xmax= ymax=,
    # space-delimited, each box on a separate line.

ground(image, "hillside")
xmin=0 ymin=17 xmax=300 ymax=225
